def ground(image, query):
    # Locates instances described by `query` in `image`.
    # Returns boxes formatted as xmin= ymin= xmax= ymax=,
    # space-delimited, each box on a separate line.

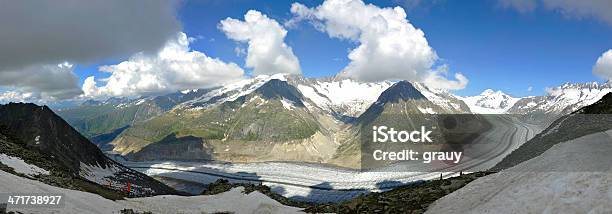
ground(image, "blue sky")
xmin=146 ymin=0 xmax=611 ymax=97
xmin=5 ymin=0 xmax=611 ymax=103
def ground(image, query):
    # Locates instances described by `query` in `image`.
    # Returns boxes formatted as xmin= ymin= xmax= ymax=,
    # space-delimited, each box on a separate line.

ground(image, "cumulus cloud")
xmin=424 ymin=69 xmax=469 ymax=91
xmin=0 ymin=0 xmax=181 ymax=103
xmin=219 ymin=10 xmax=301 ymax=76
xmin=500 ymin=0 xmax=612 ymax=25
xmin=289 ymin=0 xmax=467 ymax=90
xmin=83 ymin=32 xmax=245 ymax=98
xmin=593 ymin=49 xmax=612 ymax=80
xmin=0 ymin=62 xmax=82 ymax=101
xmin=0 ymin=0 xmax=181 ymax=71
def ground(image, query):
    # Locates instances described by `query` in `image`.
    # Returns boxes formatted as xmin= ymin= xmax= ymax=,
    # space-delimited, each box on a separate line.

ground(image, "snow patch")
xmin=79 ymin=162 xmax=122 ymax=186
xmin=0 ymin=154 xmax=49 ymax=176
xmin=280 ymin=98 xmax=295 ymax=110
xmin=0 ymin=170 xmax=302 ymax=214
xmin=120 ymin=187 xmax=303 ymax=213
xmin=417 ymin=107 xmax=436 ymax=114
xmin=428 ymin=130 xmax=612 ymax=213
xmin=413 ymin=82 xmax=468 ymax=113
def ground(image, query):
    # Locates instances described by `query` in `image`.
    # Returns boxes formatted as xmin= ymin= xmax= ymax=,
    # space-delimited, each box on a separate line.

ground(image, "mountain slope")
xmin=493 ymin=92 xmax=612 ymax=170
xmin=112 ymin=78 xmax=338 ymax=163
xmin=0 ymin=103 xmax=109 ymax=171
xmin=0 ymin=170 xmax=303 ymax=214
xmin=57 ymin=88 xmax=214 ymax=140
xmin=0 ymin=103 xmax=177 ymax=196
xmin=428 ymin=130 xmax=612 ymax=213
xmin=330 ymin=81 xmax=452 ymax=168
xmin=356 ymin=80 xmax=447 ymax=125
xmin=413 ymin=82 xmax=472 ymax=114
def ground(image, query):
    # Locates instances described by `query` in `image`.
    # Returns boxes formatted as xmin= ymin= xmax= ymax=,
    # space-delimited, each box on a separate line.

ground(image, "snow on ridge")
xmin=297 ymin=79 xmax=392 ymax=117
xmin=460 ymin=89 xmax=519 ymax=114
xmin=412 ymin=82 xmax=468 ymax=113
xmin=269 ymin=73 xmax=289 ymax=81
xmin=0 ymin=154 xmax=49 ymax=176
xmin=543 ymin=84 xmax=612 ymax=113
xmin=509 ymin=82 xmax=612 ymax=114
xmin=180 ymin=75 xmax=272 ymax=109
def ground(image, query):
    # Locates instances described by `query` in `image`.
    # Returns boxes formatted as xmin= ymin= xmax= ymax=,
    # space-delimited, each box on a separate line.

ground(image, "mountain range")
xmin=3 ymin=73 xmax=612 ymax=213
xmin=51 ymin=74 xmax=612 ymax=167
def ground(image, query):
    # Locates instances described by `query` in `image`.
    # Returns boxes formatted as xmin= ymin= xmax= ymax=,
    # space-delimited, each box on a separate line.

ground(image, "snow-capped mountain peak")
xmin=508 ymin=81 xmax=612 ymax=115
xmin=412 ymin=82 xmax=471 ymax=114
xmin=295 ymin=78 xmax=393 ymax=119
xmin=461 ymin=89 xmax=519 ymax=114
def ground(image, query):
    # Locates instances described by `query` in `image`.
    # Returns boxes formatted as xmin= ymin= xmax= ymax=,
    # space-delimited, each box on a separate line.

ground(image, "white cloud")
xmin=0 ymin=90 xmax=36 ymax=104
xmin=527 ymin=86 xmax=533 ymax=92
xmin=289 ymin=0 xmax=467 ymax=90
xmin=593 ymin=49 xmax=612 ymax=80
xmin=500 ymin=0 xmax=612 ymax=25
xmin=424 ymin=72 xmax=469 ymax=91
xmin=0 ymin=62 xmax=82 ymax=102
xmin=422 ymin=64 xmax=468 ymax=90
xmin=219 ymin=10 xmax=301 ymax=76
xmin=83 ymin=32 xmax=245 ymax=98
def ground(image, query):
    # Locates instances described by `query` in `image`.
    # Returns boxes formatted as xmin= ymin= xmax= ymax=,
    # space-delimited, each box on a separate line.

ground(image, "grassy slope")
xmin=114 ymin=96 xmax=320 ymax=155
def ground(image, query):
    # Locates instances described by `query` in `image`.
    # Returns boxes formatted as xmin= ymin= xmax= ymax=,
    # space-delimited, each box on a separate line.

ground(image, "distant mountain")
xmin=293 ymin=77 xmax=471 ymax=123
xmin=51 ymin=75 xmax=475 ymax=166
xmin=0 ymin=103 xmax=177 ymax=196
xmin=458 ymin=82 xmax=612 ymax=117
xmin=293 ymin=77 xmax=393 ymax=121
xmin=52 ymin=73 xmax=612 ymax=168
xmin=112 ymin=77 xmax=338 ymax=163
xmin=413 ymin=82 xmax=472 ymax=114
xmin=460 ymin=89 xmax=519 ymax=114
xmin=356 ymin=80 xmax=443 ymax=125
xmin=327 ymin=81 xmax=453 ymax=168
xmin=508 ymin=82 xmax=612 ymax=115
xmin=493 ymin=92 xmax=612 ymax=170
xmin=175 ymin=74 xmax=283 ymax=110
xmin=57 ymin=88 xmax=215 ymax=149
